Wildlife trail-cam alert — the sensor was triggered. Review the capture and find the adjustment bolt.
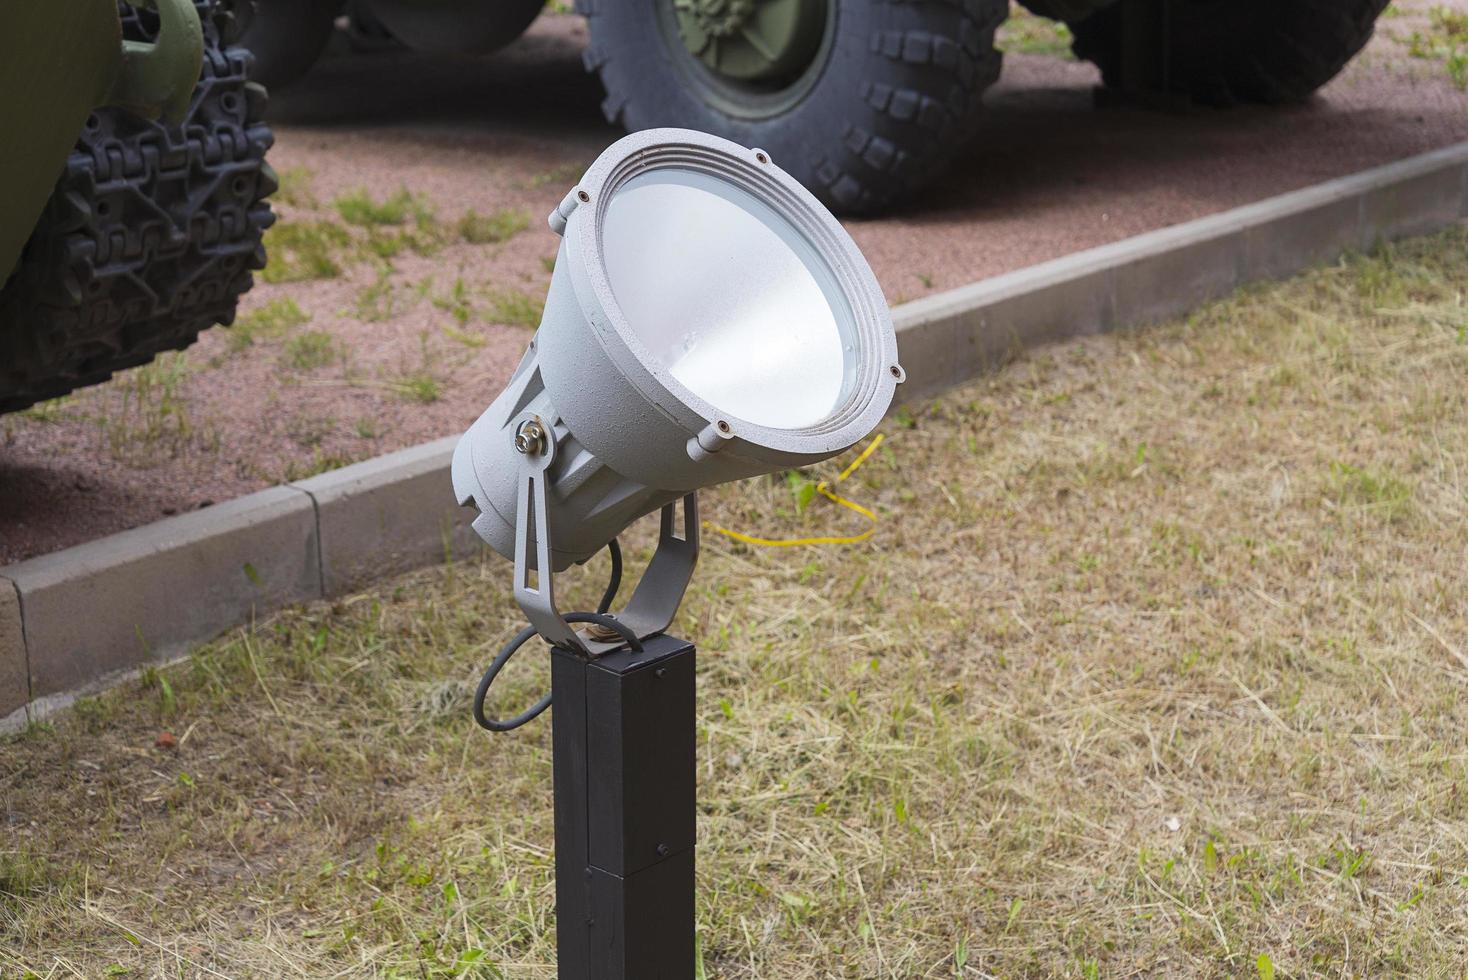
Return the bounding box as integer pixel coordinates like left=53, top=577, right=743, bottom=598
left=514, top=419, right=546, bottom=455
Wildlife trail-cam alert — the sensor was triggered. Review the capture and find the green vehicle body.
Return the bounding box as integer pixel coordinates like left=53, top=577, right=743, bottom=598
left=1, top=0, right=276, bottom=416
left=1, top=0, right=206, bottom=283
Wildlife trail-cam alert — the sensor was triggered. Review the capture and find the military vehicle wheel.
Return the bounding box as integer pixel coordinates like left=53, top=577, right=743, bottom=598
left=0, top=2, right=276, bottom=414
left=1070, top=0, right=1391, bottom=106
left=579, top=0, right=1007, bottom=214
left=234, top=0, right=341, bottom=91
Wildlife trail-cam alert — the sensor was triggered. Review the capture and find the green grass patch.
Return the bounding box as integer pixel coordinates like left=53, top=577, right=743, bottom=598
left=272, top=166, right=318, bottom=208
left=389, top=371, right=441, bottom=403
left=527, top=161, right=584, bottom=189
left=365, top=226, right=445, bottom=260
left=485, top=288, right=544, bottom=328
left=1406, top=5, right=1468, bottom=88
left=101, top=354, right=194, bottom=462
left=18, top=393, right=78, bottom=424
left=356, top=270, right=405, bottom=322
left=281, top=330, right=340, bottom=371
left=281, top=449, right=358, bottom=483
left=261, top=220, right=352, bottom=284
left=997, top=4, right=1074, bottom=59
left=442, top=324, right=488, bottom=349
left=1327, top=461, right=1415, bottom=523
left=431, top=277, right=475, bottom=324
left=229, top=297, right=311, bottom=351
left=333, top=187, right=435, bottom=228
left=457, top=208, right=530, bottom=245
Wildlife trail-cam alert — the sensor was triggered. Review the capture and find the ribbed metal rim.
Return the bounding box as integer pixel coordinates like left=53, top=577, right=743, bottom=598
left=567, top=128, right=901, bottom=457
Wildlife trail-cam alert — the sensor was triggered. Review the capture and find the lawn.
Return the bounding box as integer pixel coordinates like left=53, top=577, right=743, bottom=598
left=3, top=228, right=1468, bottom=978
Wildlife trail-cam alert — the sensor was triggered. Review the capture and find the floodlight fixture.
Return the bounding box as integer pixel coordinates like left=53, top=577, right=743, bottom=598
left=451, top=128, right=902, bottom=978
left=452, top=128, right=903, bottom=654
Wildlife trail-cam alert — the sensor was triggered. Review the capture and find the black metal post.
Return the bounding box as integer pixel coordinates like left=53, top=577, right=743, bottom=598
left=551, top=633, right=696, bottom=979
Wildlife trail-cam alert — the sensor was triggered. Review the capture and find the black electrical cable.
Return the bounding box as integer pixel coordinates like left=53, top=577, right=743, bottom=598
left=472, top=538, right=632, bottom=733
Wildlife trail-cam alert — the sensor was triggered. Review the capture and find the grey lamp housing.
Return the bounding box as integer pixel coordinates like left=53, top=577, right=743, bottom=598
left=452, top=128, right=902, bottom=653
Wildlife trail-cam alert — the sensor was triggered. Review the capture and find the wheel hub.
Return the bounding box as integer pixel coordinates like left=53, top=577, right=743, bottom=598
left=673, top=0, right=826, bottom=83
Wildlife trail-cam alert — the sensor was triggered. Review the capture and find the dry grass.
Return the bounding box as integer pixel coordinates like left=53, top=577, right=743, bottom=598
left=4, top=229, right=1468, bottom=977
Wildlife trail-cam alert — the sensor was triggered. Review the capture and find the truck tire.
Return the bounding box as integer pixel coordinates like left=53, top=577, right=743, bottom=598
left=1069, top=0, right=1390, bottom=106
left=357, top=0, right=544, bottom=55
left=0, top=2, right=276, bottom=414
left=234, top=0, right=340, bottom=91
left=578, top=0, right=1007, bottom=214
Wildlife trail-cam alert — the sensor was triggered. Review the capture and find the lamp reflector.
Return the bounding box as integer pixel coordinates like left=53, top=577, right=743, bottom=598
left=601, top=168, right=856, bottom=430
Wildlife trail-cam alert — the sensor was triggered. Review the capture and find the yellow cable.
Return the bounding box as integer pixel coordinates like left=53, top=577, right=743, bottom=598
left=705, top=434, right=885, bottom=548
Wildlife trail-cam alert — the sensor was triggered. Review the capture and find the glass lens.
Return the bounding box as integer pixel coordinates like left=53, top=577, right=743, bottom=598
left=600, top=168, right=856, bottom=430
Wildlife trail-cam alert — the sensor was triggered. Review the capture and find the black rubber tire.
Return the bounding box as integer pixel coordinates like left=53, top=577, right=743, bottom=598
left=1016, top=0, right=1106, bottom=22
left=235, top=0, right=340, bottom=91
left=578, top=0, right=1007, bottom=215
left=358, top=0, right=544, bottom=55
left=0, top=2, right=276, bottom=415
left=1069, top=0, right=1390, bottom=106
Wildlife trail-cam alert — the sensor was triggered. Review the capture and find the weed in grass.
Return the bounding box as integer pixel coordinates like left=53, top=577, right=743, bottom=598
left=355, top=417, right=379, bottom=439
left=19, top=393, right=77, bottom=423
left=333, top=187, right=434, bottom=227
left=281, top=449, right=357, bottom=482
left=273, top=166, right=318, bottom=208
left=0, top=848, right=58, bottom=906
left=356, top=269, right=406, bottom=322
left=432, top=277, right=475, bottom=324
left=1406, top=6, right=1468, bottom=88
left=442, top=324, right=487, bottom=348
left=1327, top=461, right=1414, bottom=522
left=229, top=297, right=310, bottom=350
left=540, top=255, right=556, bottom=274
left=262, top=220, right=351, bottom=283
left=282, top=330, right=339, bottom=371
left=997, top=6, right=1074, bottom=58
left=364, top=229, right=410, bottom=260
left=458, top=208, right=530, bottom=245
left=528, top=161, right=583, bottom=188
left=391, top=371, right=441, bottom=403
left=102, top=354, right=193, bottom=462
left=366, top=225, right=445, bottom=260
left=485, top=287, right=543, bottom=328
left=388, top=332, right=443, bottom=403
left=286, top=413, right=335, bottom=449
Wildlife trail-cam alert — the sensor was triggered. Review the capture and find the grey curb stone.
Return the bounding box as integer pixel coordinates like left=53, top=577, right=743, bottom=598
left=4, top=486, right=319, bottom=704
left=896, top=142, right=1468, bottom=400
left=1, top=577, right=26, bottom=724
left=3, top=141, right=1465, bottom=723
left=291, top=436, right=478, bottom=597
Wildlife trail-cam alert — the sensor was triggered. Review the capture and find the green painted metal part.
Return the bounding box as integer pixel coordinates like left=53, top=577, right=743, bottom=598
left=674, top=0, right=826, bottom=82
left=0, top=0, right=204, bottom=283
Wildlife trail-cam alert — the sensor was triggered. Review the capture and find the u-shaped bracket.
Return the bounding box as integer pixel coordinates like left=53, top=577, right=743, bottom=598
left=513, top=467, right=699, bottom=656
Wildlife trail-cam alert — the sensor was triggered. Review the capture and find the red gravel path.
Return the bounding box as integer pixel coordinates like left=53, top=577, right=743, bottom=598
left=2, top=3, right=1464, bottom=564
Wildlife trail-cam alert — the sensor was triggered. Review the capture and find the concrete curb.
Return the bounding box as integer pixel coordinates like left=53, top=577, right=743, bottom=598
left=893, top=142, right=1468, bottom=399
left=292, top=436, right=480, bottom=597
left=4, top=141, right=1466, bottom=730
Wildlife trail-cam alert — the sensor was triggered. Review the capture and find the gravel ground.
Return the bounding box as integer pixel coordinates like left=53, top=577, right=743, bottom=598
left=2, top=1, right=1465, bottom=564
